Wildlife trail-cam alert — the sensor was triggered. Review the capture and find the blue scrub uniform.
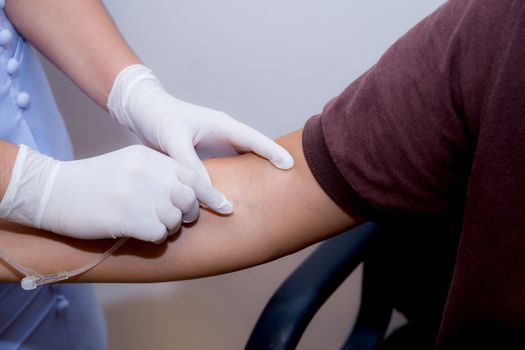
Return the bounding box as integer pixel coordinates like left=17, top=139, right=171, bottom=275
left=0, top=8, right=107, bottom=350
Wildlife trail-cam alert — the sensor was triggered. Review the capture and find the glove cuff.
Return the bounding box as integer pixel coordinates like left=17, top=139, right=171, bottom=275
left=107, top=64, right=165, bottom=133
left=0, top=145, right=61, bottom=229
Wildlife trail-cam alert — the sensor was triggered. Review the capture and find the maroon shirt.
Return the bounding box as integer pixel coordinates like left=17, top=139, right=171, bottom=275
left=303, top=0, right=525, bottom=347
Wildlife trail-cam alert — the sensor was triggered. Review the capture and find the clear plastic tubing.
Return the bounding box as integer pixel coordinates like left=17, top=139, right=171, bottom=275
left=0, top=237, right=129, bottom=290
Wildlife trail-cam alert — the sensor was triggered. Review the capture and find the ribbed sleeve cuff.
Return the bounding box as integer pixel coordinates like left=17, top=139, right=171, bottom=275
left=302, top=115, right=385, bottom=222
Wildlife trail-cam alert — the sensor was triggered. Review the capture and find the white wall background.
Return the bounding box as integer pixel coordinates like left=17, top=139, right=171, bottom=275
left=41, top=0, right=447, bottom=349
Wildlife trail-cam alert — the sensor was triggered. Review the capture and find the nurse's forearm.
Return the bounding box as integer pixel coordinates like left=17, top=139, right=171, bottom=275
left=0, top=140, right=19, bottom=200
left=4, top=0, right=139, bottom=108
left=0, top=129, right=361, bottom=283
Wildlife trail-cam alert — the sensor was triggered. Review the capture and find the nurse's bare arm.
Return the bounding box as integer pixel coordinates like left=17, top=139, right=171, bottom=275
left=0, top=129, right=361, bottom=282
left=4, top=0, right=139, bottom=107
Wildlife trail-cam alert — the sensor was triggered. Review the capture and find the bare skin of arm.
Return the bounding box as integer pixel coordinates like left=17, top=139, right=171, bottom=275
left=0, top=129, right=362, bottom=283
left=4, top=0, right=140, bottom=108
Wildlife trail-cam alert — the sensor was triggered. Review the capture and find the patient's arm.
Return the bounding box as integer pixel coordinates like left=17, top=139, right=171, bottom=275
left=0, top=129, right=361, bottom=283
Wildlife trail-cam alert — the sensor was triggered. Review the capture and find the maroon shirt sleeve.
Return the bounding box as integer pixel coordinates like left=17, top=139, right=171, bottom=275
left=302, top=0, right=503, bottom=221
left=303, top=0, right=525, bottom=346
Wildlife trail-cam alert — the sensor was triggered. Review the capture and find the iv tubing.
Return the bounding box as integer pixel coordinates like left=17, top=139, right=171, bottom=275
left=0, top=237, right=129, bottom=290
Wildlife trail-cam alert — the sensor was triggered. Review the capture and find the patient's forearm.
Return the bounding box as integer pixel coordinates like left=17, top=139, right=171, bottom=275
left=0, top=129, right=359, bottom=283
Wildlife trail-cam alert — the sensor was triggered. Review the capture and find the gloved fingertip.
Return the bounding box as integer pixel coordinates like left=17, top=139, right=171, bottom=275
left=212, top=192, right=234, bottom=215
left=151, top=229, right=168, bottom=244
left=152, top=237, right=166, bottom=244
left=182, top=214, right=197, bottom=224
left=169, top=221, right=182, bottom=235
left=271, top=152, right=294, bottom=170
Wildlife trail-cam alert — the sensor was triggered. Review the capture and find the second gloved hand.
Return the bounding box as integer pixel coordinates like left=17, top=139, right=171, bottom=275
left=107, top=64, right=294, bottom=186
left=0, top=145, right=231, bottom=243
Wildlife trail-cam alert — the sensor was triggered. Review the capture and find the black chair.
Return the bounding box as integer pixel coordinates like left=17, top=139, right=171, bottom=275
left=246, top=221, right=457, bottom=350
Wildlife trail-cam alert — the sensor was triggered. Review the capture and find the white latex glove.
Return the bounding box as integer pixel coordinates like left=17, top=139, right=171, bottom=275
left=0, top=145, right=231, bottom=243
left=107, top=64, right=294, bottom=187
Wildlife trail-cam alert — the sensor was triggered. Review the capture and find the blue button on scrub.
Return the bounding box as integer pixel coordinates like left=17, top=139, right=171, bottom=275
left=0, top=10, right=107, bottom=350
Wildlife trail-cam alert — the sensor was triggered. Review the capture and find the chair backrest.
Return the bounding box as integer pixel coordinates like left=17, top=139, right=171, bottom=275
left=245, top=223, right=391, bottom=350
left=246, top=220, right=459, bottom=349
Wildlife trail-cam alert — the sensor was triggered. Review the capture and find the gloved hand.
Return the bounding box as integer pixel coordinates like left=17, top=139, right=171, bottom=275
left=0, top=145, right=231, bottom=243
left=107, top=64, right=294, bottom=186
